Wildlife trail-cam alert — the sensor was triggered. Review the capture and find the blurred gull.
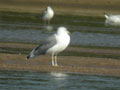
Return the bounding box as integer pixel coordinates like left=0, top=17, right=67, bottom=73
left=104, top=13, right=120, bottom=26
left=51, top=72, right=68, bottom=79
left=27, top=27, right=70, bottom=66
left=42, top=6, right=54, bottom=25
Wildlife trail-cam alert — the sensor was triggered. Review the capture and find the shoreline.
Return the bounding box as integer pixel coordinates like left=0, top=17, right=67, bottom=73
left=0, top=0, right=120, bottom=77
left=0, top=0, right=120, bottom=16
left=0, top=42, right=120, bottom=77
left=0, top=42, right=120, bottom=59
left=0, top=53, right=120, bottom=77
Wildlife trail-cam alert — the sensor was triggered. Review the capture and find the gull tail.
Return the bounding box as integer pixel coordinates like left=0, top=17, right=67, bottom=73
left=26, top=48, right=36, bottom=60
left=26, top=53, right=34, bottom=60
left=26, top=55, right=30, bottom=60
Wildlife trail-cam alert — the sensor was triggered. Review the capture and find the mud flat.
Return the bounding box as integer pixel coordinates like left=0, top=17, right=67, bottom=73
left=0, top=0, right=120, bottom=16
left=0, top=53, right=120, bottom=77
left=0, top=42, right=120, bottom=77
left=0, top=0, right=120, bottom=77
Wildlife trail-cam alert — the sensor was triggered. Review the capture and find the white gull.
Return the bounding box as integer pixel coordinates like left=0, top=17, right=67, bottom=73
left=104, top=13, right=120, bottom=26
left=41, top=6, right=54, bottom=25
left=27, top=27, right=70, bottom=66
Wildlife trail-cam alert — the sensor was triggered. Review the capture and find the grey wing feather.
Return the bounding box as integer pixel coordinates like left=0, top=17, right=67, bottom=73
left=30, top=34, right=57, bottom=57
left=41, top=9, right=47, bottom=18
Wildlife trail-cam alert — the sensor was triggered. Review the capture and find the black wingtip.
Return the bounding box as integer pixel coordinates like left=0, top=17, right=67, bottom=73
left=26, top=55, right=30, bottom=60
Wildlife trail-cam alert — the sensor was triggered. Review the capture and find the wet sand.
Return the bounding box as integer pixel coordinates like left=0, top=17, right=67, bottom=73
left=0, top=53, right=120, bottom=77
left=0, top=42, right=120, bottom=77
left=0, top=0, right=120, bottom=16
left=0, top=0, right=120, bottom=77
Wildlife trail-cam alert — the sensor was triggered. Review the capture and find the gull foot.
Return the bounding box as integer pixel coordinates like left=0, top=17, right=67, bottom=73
left=53, top=64, right=58, bottom=67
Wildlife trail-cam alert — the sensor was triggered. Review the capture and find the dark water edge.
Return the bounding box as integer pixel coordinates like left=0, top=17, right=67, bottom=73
left=0, top=11, right=120, bottom=89
left=0, top=11, right=120, bottom=58
left=0, top=29, right=120, bottom=47
left=0, top=11, right=120, bottom=56
left=0, top=70, right=120, bottom=90
left=1, top=47, right=120, bottom=59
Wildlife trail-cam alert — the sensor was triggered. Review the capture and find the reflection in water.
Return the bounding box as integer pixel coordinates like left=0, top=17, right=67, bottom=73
left=0, top=20, right=120, bottom=47
left=0, top=29, right=120, bottom=47
left=44, top=25, right=54, bottom=32
left=50, top=72, right=69, bottom=89
left=50, top=72, right=68, bottom=80
left=0, top=70, right=120, bottom=90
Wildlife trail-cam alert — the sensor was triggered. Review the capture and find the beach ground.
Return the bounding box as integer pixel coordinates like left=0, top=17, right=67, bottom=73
left=0, top=0, right=120, bottom=77
left=1, top=53, right=120, bottom=77
left=0, top=42, right=120, bottom=77
left=0, top=0, right=120, bottom=16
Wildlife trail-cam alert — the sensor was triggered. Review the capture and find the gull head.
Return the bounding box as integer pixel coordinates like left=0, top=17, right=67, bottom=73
left=104, top=13, right=111, bottom=19
left=57, top=27, right=70, bottom=35
left=47, top=6, right=52, bottom=10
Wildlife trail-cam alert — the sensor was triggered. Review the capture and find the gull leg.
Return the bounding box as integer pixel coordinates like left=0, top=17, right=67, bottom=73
left=48, top=19, right=50, bottom=25
left=52, top=53, right=55, bottom=66
left=44, top=21, right=46, bottom=26
left=54, top=54, right=58, bottom=66
left=43, top=19, right=47, bottom=26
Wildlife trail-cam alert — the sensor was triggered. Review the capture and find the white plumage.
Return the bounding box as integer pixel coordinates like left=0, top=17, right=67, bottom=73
left=27, top=27, right=70, bottom=66
left=42, top=6, right=54, bottom=25
left=46, top=27, right=70, bottom=54
left=104, top=14, right=120, bottom=26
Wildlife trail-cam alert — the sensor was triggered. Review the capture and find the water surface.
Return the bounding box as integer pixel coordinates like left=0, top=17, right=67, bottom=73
left=0, top=12, right=120, bottom=47
left=0, top=70, right=120, bottom=90
left=1, top=29, right=120, bottom=47
left=0, top=13, right=120, bottom=90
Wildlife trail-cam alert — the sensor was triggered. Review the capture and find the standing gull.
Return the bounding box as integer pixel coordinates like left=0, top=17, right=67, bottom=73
left=41, top=6, right=54, bottom=25
left=27, top=27, right=70, bottom=66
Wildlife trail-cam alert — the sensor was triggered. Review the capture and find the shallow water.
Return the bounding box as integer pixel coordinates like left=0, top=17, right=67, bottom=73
left=1, top=29, right=120, bottom=47
left=0, top=70, right=120, bottom=90
left=0, top=12, right=120, bottom=47
left=0, top=21, right=120, bottom=47
left=0, top=13, right=120, bottom=89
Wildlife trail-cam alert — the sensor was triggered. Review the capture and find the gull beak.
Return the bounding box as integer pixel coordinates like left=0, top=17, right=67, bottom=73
left=67, top=31, right=70, bottom=35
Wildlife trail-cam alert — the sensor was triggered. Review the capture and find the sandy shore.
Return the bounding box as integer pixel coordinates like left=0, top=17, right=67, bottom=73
left=0, top=53, right=120, bottom=77
left=0, top=0, right=120, bottom=16
left=0, top=42, right=120, bottom=77
left=0, top=0, right=120, bottom=77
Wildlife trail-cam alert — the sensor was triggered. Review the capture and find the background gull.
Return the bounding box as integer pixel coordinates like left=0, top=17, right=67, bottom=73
left=27, top=27, right=70, bottom=66
left=41, top=6, right=54, bottom=25
left=104, top=13, right=120, bottom=26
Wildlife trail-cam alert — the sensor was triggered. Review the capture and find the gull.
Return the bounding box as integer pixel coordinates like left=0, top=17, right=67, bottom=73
left=41, top=6, right=54, bottom=25
left=104, top=13, right=120, bottom=26
left=27, top=27, right=70, bottom=66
